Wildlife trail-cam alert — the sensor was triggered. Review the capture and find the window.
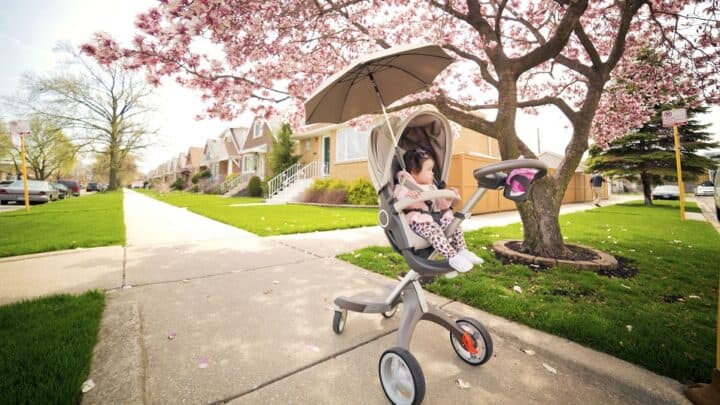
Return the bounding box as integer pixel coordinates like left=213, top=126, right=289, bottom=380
left=305, top=140, right=311, bottom=151
left=253, top=121, right=264, bottom=138
left=335, top=127, right=369, bottom=162
left=243, top=154, right=257, bottom=173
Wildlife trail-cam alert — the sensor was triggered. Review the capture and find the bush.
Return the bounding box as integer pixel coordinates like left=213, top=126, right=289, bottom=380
left=224, top=172, right=237, bottom=183
left=192, top=170, right=211, bottom=184
left=318, top=188, right=348, bottom=204
left=248, top=176, right=263, bottom=197
left=303, top=178, right=349, bottom=204
left=170, top=178, right=185, bottom=191
left=309, top=178, right=348, bottom=192
left=347, top=178, right=377, bottom=205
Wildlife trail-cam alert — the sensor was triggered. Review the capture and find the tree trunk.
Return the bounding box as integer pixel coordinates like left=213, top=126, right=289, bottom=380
left=640, top=172, right=653, bottom=206
left=517, top=178, right=567, bottom=257
left=108, top=147, right=119, bottom=191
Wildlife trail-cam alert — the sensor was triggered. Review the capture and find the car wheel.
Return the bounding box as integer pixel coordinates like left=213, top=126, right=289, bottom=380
left=0, top=200, right=6, bottom=205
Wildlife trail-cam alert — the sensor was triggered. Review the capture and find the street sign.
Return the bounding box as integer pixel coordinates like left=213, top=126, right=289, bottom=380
left=8, top=120, right=31, bottom=147
left=662, top=109, right=687, bottom=128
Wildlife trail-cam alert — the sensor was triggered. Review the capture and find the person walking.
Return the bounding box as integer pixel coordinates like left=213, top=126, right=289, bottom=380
left=590, top=171, right=605, bottom=207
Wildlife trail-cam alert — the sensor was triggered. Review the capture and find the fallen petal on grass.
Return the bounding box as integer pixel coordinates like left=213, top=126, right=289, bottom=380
left=81, top=379, right=95, bottom=393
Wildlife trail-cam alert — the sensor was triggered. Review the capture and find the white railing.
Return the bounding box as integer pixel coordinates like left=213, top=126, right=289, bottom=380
left=220, top=172, right=254, bottom=194
left=267, top=162, right=301, bottom=199
left=267, top=161, right=321, bottom=199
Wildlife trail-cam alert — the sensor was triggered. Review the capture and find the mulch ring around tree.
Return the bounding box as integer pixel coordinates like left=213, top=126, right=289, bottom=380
left=493, top=240, right=637, bottom=278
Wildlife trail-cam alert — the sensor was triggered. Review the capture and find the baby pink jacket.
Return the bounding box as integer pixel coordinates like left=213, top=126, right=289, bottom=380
left=393, top=171, right=454, bottom=225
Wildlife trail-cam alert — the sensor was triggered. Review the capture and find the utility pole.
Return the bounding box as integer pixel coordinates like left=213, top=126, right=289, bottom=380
left=536, top=128, right=541, bottom=155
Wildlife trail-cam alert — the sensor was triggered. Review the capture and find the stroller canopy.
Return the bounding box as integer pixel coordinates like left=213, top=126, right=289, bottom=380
left=368, top=109, right=453, bottom=191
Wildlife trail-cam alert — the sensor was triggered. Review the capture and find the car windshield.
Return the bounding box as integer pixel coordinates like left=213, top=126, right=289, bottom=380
left=700, top=181, right=713, bottom=187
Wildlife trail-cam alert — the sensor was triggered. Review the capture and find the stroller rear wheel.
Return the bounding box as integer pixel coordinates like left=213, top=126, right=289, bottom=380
left=332, top=309, right=347, bottom=334
left=378, top=347, right=425, bottom=405
left=450, top=317, right=493, bottom=365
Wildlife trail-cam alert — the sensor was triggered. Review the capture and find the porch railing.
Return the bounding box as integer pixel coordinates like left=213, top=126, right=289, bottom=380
left=267, top=161, right=321, bottom=199
left=219, top=172, right=255, bottom=194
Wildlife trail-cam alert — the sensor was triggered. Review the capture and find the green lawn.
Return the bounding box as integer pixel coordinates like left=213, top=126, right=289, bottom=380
left=138, top=190, right=378, bottom=236
left=0, top=291, right=105, bottom=404
left=0, top=192, right=125, bottom=258
left=136, top=189, right=264, bottom=207
left=339, top=200, right=719, bottom=384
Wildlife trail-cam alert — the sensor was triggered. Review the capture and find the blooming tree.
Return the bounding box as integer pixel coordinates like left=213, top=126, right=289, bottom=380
left=84, top=0, right=719, bottom=257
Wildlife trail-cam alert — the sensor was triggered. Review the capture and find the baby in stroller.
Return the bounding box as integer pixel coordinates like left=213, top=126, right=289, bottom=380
left=394, top=148, right=483, bottom=272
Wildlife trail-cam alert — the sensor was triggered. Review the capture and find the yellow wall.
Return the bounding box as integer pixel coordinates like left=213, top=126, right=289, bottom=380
left=454, top=127, right=501, bottom=158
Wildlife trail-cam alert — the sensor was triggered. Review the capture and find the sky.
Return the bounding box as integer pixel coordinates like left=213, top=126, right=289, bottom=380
left=1, top=1, right=718, bottom=173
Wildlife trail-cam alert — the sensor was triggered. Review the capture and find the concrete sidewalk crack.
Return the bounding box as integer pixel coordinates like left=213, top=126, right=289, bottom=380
left=137, top=303, right=151, bottom=405
left=272, top=240, right=324, bottom=258
left=213, top=328, right=398, bottom=404
left=122, top=247, right=127, bottom=287
left=116, top=257, right=326, bottom=291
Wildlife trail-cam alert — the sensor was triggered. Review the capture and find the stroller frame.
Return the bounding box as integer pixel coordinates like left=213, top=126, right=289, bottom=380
left=332, top=152, right=547, bottom=404
left=333, top=185, right=491, bottom=348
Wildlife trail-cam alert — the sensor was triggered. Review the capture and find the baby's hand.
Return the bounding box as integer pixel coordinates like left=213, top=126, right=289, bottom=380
left=449, top=187, right=459, bottom=196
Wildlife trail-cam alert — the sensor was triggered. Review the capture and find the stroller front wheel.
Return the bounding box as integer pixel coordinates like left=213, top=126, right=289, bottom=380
left=378, top=347, right=425, bottom=405
left=450, top=317, right=493, bottom=365
left=332, top=309, right=347, bottom=334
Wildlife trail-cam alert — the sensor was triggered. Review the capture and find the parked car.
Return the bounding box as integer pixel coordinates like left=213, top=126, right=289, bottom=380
left=0, top=180, right=59, bottom=204
left=87, top=182, right=99, bottom=192
left=57, top=179, right=80, bottom=196
left=52, top=183, right=69, bottom=200
left=695, top=180, right=715, bottom=197
left=714, top=171, right=720, bottom=220
left=651, top=185, right=680, bottom=200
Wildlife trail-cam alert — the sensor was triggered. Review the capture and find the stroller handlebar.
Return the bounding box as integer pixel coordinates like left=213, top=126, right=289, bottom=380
left=472, top=158, right=548, bottom=182
left=393, top=190, right=461, bottom=212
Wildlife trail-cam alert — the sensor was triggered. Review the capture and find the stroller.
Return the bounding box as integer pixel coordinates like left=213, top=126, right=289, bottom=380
left=331, top=109, right=548, bottom=404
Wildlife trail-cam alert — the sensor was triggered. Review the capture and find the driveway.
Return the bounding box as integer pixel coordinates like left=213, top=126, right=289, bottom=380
left=80, top=190, right=686, bottom=404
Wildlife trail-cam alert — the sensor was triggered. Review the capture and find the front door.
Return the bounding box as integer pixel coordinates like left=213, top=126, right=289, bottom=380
left=322, top=136, right=331, bottom=176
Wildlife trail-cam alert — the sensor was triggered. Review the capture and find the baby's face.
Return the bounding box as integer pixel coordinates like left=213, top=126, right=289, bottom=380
left=412, top=159, right=435, bottom=185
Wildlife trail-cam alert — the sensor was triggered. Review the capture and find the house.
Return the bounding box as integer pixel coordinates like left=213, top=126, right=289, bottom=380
left=236, top=117, right=282, bottom=181
left=199, top=138, right=230, bottom=184
left=173, top=152, right=187, bottom=184
left=180, top=146, right=204, bottom=184
left=289, top=112, right=604, bottom=213
left=0, top=158, right=15, bottom=181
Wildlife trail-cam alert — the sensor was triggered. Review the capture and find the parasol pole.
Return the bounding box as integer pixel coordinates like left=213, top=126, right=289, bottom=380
left=367, top=71, right=407, bottom=172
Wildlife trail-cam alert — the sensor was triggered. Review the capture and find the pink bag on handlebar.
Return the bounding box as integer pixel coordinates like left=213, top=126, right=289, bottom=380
left=504, top=168, right=538, bottom=201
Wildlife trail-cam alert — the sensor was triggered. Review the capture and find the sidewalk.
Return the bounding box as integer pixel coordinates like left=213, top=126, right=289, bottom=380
left=80, top=190, right=687, bottom=404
